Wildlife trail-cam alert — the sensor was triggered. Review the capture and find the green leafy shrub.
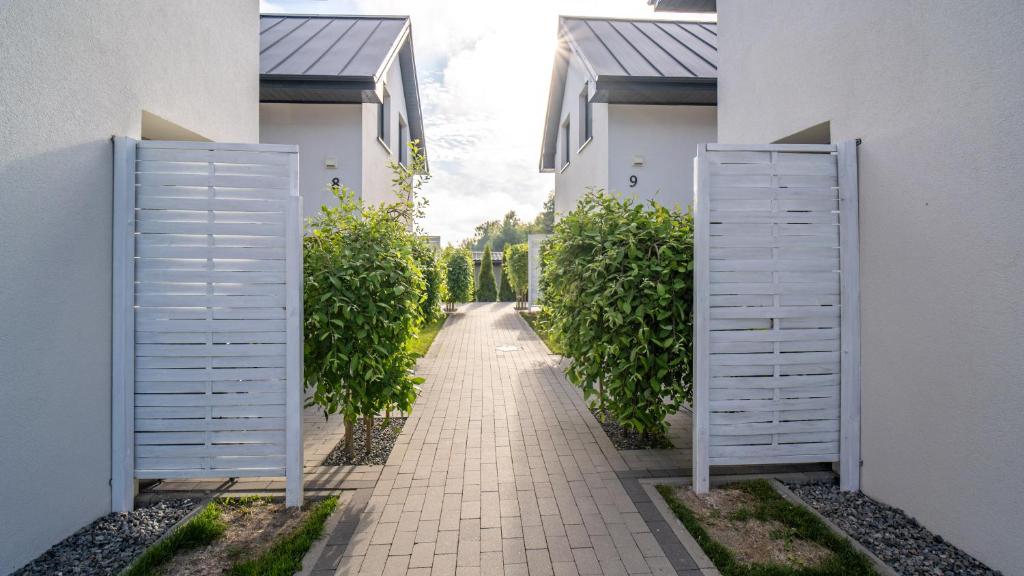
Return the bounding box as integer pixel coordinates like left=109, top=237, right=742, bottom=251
left=541, top=190, right=694, bottom=436
left=475, top=245, right=498, bottom=302
left=304, top=140, right=431, bottom=458
left=498, top=266, right=515, bottom=302
left=504, top=243, right=529, bottom=309
left=443, top=247, right=474, bottom=310
left=413, top=239, right=443, bottom=323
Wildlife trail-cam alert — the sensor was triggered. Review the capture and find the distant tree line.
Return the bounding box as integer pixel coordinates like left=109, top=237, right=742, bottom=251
left=459, top=193, right=554, bottom=252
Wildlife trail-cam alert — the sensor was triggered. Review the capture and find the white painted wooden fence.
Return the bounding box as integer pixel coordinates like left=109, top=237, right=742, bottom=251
left=112, top=138, right=303, bottom=510
left=692, top=142, right=860, bottom=493
left=527, top=234, right=550, bottom=307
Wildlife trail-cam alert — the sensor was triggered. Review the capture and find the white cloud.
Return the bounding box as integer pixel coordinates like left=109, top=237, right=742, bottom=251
left=260, top=0, right=712, bottom=245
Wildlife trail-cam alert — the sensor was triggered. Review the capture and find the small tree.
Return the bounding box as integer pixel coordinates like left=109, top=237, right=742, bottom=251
left=475, top=245, right=498, bottom=302
left=541, top=190, right=694, bottom=437
left=304, top=188, right=425, bottom=459
left=444, top=247, right=474, bottom=311
left=304, top=139, right=431, bottom=459
left=413, top=239, right=443, bottom=323
left=504, top=243, right=529, bottom=309
left=498, top=265, right=515, bottom=302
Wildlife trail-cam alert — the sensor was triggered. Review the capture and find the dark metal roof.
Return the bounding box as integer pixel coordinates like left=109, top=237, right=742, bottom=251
left=260, top=15, right=408, bottom=82
left=540, top=16, right=718, bottom=172
left=259, top=14, right=427, bottom=167
left=649, top=0, right=717, bottom=13
left=561, top=17, right=718, bottom=81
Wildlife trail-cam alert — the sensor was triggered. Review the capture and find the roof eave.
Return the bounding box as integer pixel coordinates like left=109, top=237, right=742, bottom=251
left=259, top=77, right=380, bottom=103
left=591, top=76, right=717, bottom=105
left=649, top=0, right=718, bottom=13
left=539, top=27, right=577, bottom=173
left=396, top=30, right=428, bottom=174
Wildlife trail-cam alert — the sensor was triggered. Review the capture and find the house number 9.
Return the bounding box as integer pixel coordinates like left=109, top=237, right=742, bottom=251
left=629, top=175, right=638, bottom=187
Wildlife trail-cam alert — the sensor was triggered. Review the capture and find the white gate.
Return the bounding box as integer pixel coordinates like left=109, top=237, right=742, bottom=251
left=692, top=142, right=860, bottom=492
left=112, top=138, right=303, bottom=510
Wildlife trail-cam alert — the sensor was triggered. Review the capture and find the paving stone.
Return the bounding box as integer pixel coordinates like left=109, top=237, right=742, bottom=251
left=526, top=548, right=555, bottom=576
left=432, top=553, right=457, bottom=576
left=415, top=519, right=439, bottom=543
left=436, top=530, right=460, bottom=555
left=553, top=561, right=581, bottom=576
left=409, top=542, right=434, bottom=568
left=381, top=555, right=409, bottom=576
left=389, top=530, right=415, bottom=556
left=480, top=527, right=502, bottom=552
left=571, top=548, right=602, bottom=575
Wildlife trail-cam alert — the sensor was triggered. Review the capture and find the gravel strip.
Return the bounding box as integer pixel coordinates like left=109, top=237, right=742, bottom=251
left=322, top=417, right=406, bottom=466
left=12, top=498, right=196, bottom=576
left=788, top=482, right=1001, bottom=576
left=590, top=408, right=672, bottom=450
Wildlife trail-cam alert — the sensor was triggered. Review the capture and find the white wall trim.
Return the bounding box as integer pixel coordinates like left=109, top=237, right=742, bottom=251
left=111, top=136, right=137, bottom=512
left=285, top=154, right=304, bottom=507
left=838, top=139, right=862, bottom=491
left=692, top=147, right=711, bottom=493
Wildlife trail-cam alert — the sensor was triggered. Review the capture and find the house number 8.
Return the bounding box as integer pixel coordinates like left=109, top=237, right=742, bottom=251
left=629, top=175, right=638, bottom=187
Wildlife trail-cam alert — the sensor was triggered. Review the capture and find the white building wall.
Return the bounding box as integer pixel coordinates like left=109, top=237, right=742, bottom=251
left=715, top=1, right=1024, bottom=571
left=552, top=53, right=716, bottom=217
left=0, top=1, right=259, bottom=572
left=608, top=105, right=716, bottom=212
left=553, top=54, right=610, bottom=217
left=260, top=103, right=362, bottom=222
left=362, top=58, right=410, bottom=207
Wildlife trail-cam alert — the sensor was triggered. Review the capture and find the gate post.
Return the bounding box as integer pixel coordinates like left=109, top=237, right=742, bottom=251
left=285, top=156, right=304, bottom=507
left=692, top=146, right=711, bottom=493
left=838, top=140, right=861, bottom=492
left=111, top=136, right=137, bottom=512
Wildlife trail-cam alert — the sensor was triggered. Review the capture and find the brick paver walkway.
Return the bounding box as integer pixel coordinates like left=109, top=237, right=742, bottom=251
left=332, top=302, right=694, bottom=576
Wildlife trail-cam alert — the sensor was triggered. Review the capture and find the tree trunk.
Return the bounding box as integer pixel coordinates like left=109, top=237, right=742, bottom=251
left=364, top=415, right=374, bottom=453
left=344, top=417, right=355, bottom=460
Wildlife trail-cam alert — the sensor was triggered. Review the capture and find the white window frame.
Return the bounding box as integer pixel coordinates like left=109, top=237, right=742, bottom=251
left=560, top=117, right=571, bottom=172
left=578, top=82, right=592, bottom=151
left=398, top=114, right=409, bottom=166
left=378, top=86, right=391, bottom=151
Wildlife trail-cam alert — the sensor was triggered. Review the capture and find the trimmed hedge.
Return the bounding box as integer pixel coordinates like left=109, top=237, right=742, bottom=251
left=475, top=245, right=498, bottom=302
left=541, top=191, right=694, bottom=436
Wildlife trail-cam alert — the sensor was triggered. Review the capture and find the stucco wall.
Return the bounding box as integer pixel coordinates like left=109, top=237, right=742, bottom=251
left=260, top=103, right=362, bottom=222
left=362, top=57, right=410, bottom=207
left=608, top=105, right=716, bottom=211
left=553, top=53, right=610, bottom=217
left=715, top=1, right=1024, bottom=571
left=0, top=1, right=259, bottom=571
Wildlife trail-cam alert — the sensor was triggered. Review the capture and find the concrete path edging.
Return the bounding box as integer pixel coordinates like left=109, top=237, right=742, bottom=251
left=770, top=480, right=899, bottom=576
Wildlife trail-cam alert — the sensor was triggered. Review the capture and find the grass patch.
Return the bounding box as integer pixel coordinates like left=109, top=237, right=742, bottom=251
left=409, top=314, right=447, bottom=358
left=519, top=311, right=563, bottom=355
left=122, top=500, right=227, bottom=576
left=123, top=496, right=338, bottom=576
left=657, top=481, right=877, bottom=576
left=229, top=496, right=338, bottom=576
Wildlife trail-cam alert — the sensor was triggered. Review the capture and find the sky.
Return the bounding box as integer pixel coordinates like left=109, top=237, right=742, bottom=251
left=259, top=0, right=712, bottom=245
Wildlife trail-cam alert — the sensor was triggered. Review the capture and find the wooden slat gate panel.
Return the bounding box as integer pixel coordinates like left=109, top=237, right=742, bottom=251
left=113, top=138, right=303, bottom=510
left=693, top=142, right=860, bottom=492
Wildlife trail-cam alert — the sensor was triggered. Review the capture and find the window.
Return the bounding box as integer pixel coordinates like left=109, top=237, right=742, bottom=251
left=560, top=118, right=571, bottom=170
left=578, top=83, right=592, bottom=148
left=377, top=86, right=391, bottom=148
left=398, top=115, right=409, bottom=165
